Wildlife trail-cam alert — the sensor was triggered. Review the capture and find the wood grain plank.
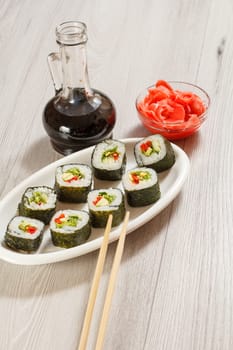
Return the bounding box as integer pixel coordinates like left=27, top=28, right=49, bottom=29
left=0, top=0, right=233, bottom=349
left=144, top=0, right=233, bottom=349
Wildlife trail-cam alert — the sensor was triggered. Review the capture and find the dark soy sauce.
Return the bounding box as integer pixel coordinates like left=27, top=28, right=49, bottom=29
left=43, top=88, right=116, bottom=155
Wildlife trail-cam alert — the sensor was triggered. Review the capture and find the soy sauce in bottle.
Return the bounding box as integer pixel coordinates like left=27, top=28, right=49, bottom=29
left=43, top=21, right=116, bottom=155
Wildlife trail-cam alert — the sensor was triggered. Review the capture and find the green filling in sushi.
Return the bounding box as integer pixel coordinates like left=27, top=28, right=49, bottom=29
left=4, top=216, right=44, bottom=252
left=55, top=163, right=92, bottom=203
left=88, top=188, right=125, bottom=227
left=122, top=167, right=161, bottom=207
left=18, top=186, right=57, bottom=224
left=50, top=210, right=91, bottom=248
left=134, top=134, right=175, bottom=172
left=91, top=139, right=126, bottom=180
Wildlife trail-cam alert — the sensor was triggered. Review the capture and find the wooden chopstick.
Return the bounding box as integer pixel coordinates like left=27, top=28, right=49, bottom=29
left=78, top=211, right=130, bottom=350
left=95, top=211, right=130, bottom=350
left=78, top=214, right=113, bottom=350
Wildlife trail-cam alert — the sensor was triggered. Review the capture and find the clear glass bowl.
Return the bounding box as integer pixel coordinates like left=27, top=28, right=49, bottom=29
left=136, top=81, right=210, bottom=140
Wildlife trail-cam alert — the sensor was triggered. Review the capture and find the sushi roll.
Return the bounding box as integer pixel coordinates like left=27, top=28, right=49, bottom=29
left=88, top=188, right=125, bottom=227
left=4, top=216, right=44, bottom=252
left=134, top=134, right=175, bottom=173
left=122, top=167, right=161, bottom=207
left=50, top=209, right=91, bottom=248
left=18, top=186, right=57, bottom=224
left=55, top=163, right=92, bottom=203
left=91, top=139, right=126, bottom=180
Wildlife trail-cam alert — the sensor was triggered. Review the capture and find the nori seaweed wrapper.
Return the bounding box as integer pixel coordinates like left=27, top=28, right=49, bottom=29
left=91, top=139, right=126, bottom=181
left=4, top=216, right=44, bottom=253
left=55, top=164, right=92, bottom=203
left=5, top=231, right=43, bottom=252
left=55, top=183, right=91, bottom=203
left=51, top=224, right=91, bottom=248
left=50, top=215, right=91, bottom=249
left=125, top=182, right=161, bottom=207
left=134, top=136, right=175, bottom=173
left=92, top=153, right=126, bottom=181
left=18, top=186, right=57, bottom=224
left=89, top=189, right=125, bottom=228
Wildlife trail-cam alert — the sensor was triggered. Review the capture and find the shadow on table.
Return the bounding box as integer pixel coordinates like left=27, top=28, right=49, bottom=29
left=20, top=136, right=61, bottom=174
left=124, top=125, right=149, bottom=139
left=121, top=193, right=183, bottom=263
left=174, top=132, right=202, bottom=158
left=0, top=250, right=100, bottom=298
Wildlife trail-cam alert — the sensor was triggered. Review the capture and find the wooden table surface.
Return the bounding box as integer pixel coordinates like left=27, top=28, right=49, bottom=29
left=1, top=0, right=233, bottom=349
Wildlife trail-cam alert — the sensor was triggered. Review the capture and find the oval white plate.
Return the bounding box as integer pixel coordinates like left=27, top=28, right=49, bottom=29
left=0, top=138, right=189, bottom=265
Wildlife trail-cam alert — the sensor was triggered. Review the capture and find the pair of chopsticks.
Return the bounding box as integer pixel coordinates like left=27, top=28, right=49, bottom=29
left=78, top=211, right=130, bottom=350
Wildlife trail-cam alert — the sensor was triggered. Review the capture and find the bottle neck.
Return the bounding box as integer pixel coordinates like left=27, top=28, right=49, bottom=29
left=59, top=43, right=92, bottom=99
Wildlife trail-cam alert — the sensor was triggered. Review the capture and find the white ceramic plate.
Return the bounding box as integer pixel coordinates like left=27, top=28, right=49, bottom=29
left=0, top=138, right=189, bottom=265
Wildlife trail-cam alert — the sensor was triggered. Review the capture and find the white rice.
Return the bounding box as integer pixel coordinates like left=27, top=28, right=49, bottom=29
left=23, top=186, right=57, bottom=210
left=56, top=164, right=92, bottom=188
left=8, top=216, right=44, bottom=239
left=122, top=167, right=158, bottom=191
left=88, top=188, right=123, bottom=212
left=50, top=210, right=89, bottom=233
left=92, top=140, right=125, bottom=170
left=135, top=135, right=167, bottom=165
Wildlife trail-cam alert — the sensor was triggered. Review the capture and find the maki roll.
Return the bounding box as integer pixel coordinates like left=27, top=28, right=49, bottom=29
left=91, top=139, right=126, bottom=180
left=88, top=188, right=125, bottom=227
left=18, top=186, right=57, bottom=224
left=122, top=167, right=161, bottom=207
left=4, top=216, right=44, bottom=252
left=134, top=134, right=175, bottom=172
left=55, top=163, right=92, bottom=203
left=50, top=209, right=91, bottom=248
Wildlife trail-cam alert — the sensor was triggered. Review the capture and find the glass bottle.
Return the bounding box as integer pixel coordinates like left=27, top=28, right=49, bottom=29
left=43, top=21, right=116, bottom=155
